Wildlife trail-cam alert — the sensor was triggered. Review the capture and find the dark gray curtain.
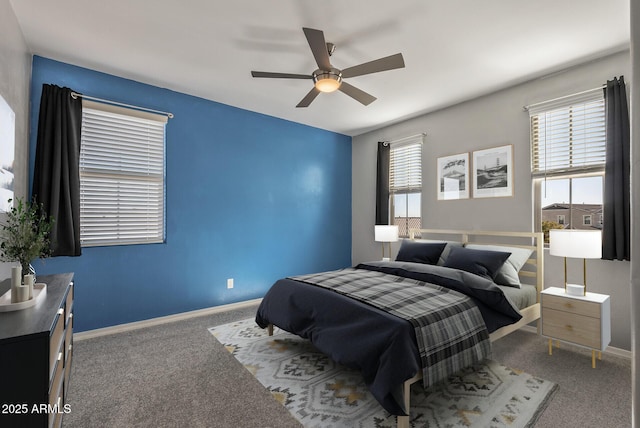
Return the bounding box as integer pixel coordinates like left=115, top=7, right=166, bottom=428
left=602, top=76, right=630, bottom=261
left=32, top=84, right=82, bottom=256
left=375, top=141, right=390, bottom=225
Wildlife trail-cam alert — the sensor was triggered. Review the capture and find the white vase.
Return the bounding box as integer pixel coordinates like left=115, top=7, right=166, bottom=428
left=10, top=265, right=21, bottom=304
left=23, top=274, right=34, bottom=300
left=16, top=285, right=29, bottom=303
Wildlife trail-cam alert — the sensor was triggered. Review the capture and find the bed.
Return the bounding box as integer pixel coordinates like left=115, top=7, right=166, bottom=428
left=255, top=229, right=543, bottom=428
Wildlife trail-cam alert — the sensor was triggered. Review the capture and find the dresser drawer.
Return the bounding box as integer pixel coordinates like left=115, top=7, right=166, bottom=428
left=48, top=350, right=64, bottom=427
left=64, top=344, right=73, bottom=399
left=65, top=283, right=74, bottom=324
left=49, top=310, right=64, bottom=379
left=542, top=293, right=600, bottom=318
left=64, top=313, right=73, bottom=362
left=542, top=307, right=601, bottom=348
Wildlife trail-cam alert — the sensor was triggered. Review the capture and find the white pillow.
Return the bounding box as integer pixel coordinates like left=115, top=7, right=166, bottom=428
left=465, top=244, right=533, bottom=288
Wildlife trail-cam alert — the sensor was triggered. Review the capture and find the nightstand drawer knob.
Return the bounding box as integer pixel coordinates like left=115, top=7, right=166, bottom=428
left=564, top=302, right=574, bottom=308
left=565, top=325, right=574, bottom=331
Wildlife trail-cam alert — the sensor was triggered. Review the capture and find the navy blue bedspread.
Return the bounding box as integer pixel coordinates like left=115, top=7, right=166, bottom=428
left=254, top=261, right=522, bottom=416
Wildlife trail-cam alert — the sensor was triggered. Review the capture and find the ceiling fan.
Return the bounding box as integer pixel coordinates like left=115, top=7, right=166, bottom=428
left=251, top=27, right=405, bottom=108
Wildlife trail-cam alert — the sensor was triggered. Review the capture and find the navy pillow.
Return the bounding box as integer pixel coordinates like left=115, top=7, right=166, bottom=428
left=395, top=241, right=447, bottom=265
left=443, top=246, right=511, bottom=281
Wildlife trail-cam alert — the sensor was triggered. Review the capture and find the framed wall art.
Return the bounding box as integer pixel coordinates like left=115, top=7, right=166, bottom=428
left=437, top=152, right=469, bottom=200
left=0, top=94, right=15, bottom=212
left=472, top=144, right=513, bottom=198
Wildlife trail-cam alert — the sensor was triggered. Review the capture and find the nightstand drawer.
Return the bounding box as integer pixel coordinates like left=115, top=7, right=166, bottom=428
left=542, top=307, right=601, bottom=348
left=542, top=293, right=600, bottom=317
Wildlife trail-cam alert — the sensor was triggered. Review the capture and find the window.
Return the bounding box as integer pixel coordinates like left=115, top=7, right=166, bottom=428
left=79, top=100, right=167, bottom=246
left=530, top=91, right=605, bottom=241
left=389, top=138, right=422, bottom=238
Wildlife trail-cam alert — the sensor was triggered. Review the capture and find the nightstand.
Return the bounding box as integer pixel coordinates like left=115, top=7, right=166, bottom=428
left=540, top=286, right=611, bottom=368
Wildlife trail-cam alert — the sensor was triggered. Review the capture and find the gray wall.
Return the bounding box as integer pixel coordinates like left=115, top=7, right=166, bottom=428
left=352, top=50, right=632, bottom=351
left=0, top=0, right=31, bottom=280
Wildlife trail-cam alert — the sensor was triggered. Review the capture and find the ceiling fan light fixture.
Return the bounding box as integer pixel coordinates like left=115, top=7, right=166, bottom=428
left=313, top=70, right=342, bottom=93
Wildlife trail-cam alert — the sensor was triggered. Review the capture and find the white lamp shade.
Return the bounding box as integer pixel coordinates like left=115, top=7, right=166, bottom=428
left=549, top=229, right=602, bottom=259
left=374, top=225, right=399, bottom=242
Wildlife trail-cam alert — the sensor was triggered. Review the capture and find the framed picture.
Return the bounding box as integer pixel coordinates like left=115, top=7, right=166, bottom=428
left=472, top=144, right=513, bottom=198
left=0, top=94, right=15, bottom=212
left=437, top=152, right=469, bottom=200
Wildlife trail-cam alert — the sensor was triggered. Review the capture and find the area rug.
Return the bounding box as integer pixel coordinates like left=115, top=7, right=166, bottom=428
left=209, top=318, right=557, bottom=428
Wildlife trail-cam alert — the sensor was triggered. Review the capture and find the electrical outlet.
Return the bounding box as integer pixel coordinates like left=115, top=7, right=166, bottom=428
left=227, top=278, right=234, bottom=289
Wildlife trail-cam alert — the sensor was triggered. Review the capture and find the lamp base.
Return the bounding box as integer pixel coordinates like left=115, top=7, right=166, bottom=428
left=565, top=284, right=585, bottom=297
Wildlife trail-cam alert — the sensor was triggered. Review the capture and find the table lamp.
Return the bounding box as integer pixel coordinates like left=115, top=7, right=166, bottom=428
left=374, top=225, right=399, bottom=261
left=549, top=229, right=602, bottom=296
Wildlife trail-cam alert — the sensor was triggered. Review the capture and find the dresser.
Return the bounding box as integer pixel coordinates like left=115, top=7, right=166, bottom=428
left=540, top=286, right=610, bottom=368
left=0, top=272, right=74, bottom=427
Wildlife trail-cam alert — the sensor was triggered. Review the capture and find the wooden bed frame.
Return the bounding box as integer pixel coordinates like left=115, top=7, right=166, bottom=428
left=267, top=228, right=544, bottom=428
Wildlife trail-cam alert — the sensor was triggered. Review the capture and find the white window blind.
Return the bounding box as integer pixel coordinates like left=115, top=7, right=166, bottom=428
left=530, top=92, right=605, bottom=178
left=390, top=140, right=422, bottom=193
left=80, top=100, right=166, bottom=246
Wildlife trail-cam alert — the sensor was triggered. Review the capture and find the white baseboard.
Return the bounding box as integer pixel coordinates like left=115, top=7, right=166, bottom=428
left=74, top=298, right=263, bottom=341
left=519, top=325, right=631, bottom=359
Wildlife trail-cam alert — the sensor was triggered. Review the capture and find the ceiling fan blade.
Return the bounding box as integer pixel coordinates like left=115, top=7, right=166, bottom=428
left=303, top=27, right=332, bottom=70
left=338, top=81, right=377, bottom=105
left=296, top=87, right=321, bottom=108
left=251, top=71, right=312, bottom=79
left=341, top=53, right=405, bottom=78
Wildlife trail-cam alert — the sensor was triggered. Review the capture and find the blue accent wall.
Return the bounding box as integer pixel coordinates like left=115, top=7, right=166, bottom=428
left=29, top=56, right=352, bottom=332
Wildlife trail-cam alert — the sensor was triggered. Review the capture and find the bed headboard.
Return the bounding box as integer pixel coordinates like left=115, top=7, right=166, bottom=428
left=408, top=228, right=544, bottom=295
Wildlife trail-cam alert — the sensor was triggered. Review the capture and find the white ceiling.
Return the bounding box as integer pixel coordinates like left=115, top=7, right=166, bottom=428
left=9, top=0, right=630, bottom=136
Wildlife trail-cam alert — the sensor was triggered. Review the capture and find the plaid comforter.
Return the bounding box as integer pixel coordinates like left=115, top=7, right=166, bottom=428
left=291, top=267, right=491, bottom=388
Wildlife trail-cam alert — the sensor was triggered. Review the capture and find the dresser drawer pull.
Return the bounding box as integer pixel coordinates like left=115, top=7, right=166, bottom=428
left=565, top=325, right=574, bottom=331
left=57, top=352, right=63, bottom=362
left=57, top=308, right=64, bottom=315
left=564, top=302, right=574, bottom=309
left=69, top=313, right=73, bottom=319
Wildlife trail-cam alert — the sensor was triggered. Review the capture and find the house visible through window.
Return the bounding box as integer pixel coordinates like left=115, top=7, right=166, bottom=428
left=529, top=91, right=605, bottom=242
left=389, top=137, right=422, bottom=238
left=79, top=100, right=167, bottom=246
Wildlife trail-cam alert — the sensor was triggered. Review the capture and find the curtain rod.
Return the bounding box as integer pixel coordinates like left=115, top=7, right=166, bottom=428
left=382, top=132, right=426, bottom=146
left=70, top=92, right=174, bottom=119
left=522, top=85, right=606, bottom=112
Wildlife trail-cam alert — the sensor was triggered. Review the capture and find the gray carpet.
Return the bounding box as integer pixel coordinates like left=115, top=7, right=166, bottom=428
left=64, top=305, right=301, bottom=428
left=63, top=304, right=630, bottom=427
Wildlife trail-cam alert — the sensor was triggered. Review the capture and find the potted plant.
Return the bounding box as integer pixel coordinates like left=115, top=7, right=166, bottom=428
left=0, top=197, right=54, bottom=285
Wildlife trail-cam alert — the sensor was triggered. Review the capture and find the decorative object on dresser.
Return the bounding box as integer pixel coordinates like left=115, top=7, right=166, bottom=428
left=541, top=286, right=610, bottom=368
left=549, top=229, right=602, bottom=296
left=374, top=225, right=399, bottom=261
left=0, top=197, right=54, bottom=302
left=0, top=273, right=74, bottom=427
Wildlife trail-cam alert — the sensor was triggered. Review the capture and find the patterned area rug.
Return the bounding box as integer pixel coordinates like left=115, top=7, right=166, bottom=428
left=209, top=318, right=557, bottom=428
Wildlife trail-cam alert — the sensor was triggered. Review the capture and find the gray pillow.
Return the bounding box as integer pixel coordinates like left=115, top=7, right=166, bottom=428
left=465, top=244, right=533, bottom=288
left=417, top=239, right=464, bottom=265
